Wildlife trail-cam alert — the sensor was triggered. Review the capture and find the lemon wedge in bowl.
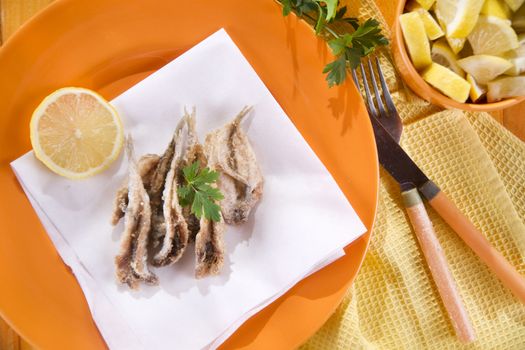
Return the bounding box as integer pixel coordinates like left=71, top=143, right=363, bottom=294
left=503, top=34, right=525, bottom=75
left=434, top=8, right=468, bottom=53
left=466, top=73, right=487, bottom=101
left=30, top=87, right=124, bottom=179
left=436, top=0, right=484, bottom=38
left=431, top=39, right=464, bottom=75
left=422, top=62, right=471, bottom=102
left=415, top=0, right=437, bottom=10
left=504, top=0, right=525, bottom=11
left=488, top=76, right=525, bottom=102
left=457, top=55, right=512, bottom=83
left=414, top=8, right=445, bottom=40
left=400, top=12, right=432, bottom=70
left=468, top=15, right=519, bottom=55
left=481, top=0, right=511, bottom=19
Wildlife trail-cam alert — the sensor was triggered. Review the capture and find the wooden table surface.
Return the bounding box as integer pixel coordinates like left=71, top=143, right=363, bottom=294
left=0, top=0, right=523, bottom=349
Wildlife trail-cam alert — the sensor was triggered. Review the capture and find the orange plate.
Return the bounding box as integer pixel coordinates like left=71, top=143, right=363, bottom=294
left=0, top=0, right=378, bottom=349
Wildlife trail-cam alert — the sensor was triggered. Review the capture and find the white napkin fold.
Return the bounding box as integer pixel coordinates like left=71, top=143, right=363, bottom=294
left=11, top=29, right=366, bottom=350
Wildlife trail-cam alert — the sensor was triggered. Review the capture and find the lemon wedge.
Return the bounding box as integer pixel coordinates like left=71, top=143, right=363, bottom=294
left=468, top=15, right=519, bottom=55
left=30, top=87, right=124, bottom=179
left=406, top=0, right=423, bottom=11
left=504, top=57, right=525, bottom=75
left=447, top=37, right=467, bottom=54
left=481, top=0, right=511, bottom=19
left=487, top=76, right=525, bottom=101
left=435, top=8, right=468, bottom=53
left=415, top=0, right=437, bottom=10
left=517, top=34, right=525, bottom=55
left=432, top=39, right=464, bottom=75
left=466, top=73, right=487, bottom=102
left=457, top=55, right=512, bottom=83
left=414, top=8, right=445, bottom=40
left=400, top=12, right=432, bottom=70
left=504, top=0, right=525, bottom=11
left=503, top=34, right=525, bottom=75
left=422, top=62, right=471, bottom=102
left=436, top=0, right=484, bottom=38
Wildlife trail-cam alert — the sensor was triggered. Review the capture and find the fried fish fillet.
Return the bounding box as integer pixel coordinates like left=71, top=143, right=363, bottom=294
left=205, top=106, right=264, bottom=224
left=111, top=154, right=160, bottom=226
left=195, top=213, right=226, bottom=278
left=114, top=138, right=158, bottom=289
left=152, top=120, right=189, bottom=266
left=181, top=109, right=207, bottom=243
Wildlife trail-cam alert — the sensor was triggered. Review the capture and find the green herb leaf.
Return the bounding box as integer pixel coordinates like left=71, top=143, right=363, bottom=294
left=323, top=54, right=347, bottom=87
left=178, top=161, right=224, bottom=222
left=314, top=2, right=326, bottom=34
left=295, top=0, right=317, bottom=15
left=282, top=0, right=292, bottom=16
left=278, top=0, right=388, bottom=87
left=203, top=200, right=222, bottom=223
left=344, top=47, right=362, bottom=69
left=321, top=0, right=338, bottom=21
left=328, top=34, right=352, bottom=56
left=351, top=18, right=389, bottom=55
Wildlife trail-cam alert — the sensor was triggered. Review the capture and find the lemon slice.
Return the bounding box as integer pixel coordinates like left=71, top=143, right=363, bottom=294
left=435, top=8, right=468, bottom=53
left=481, top=0, right=511, bottom=19
left=422, top=62, right=471, bottom=102
left=457, top=55, right=512, bottom=83
left=30, top=87, right=124, bottom=179
left=504, top=0, right=525, bottom=11
left=487, top=76, right=525, bottom=101
left=432, top=39, right=464, bottom=75
left=436, top=0, right=484, bottom=38
left=466, top=73, right=487, bottom=101
left=414, top=8, right=445, bottom=40
left=468, top=15, right=519, bottom=55
left=400, top=12, right=432, bottom=70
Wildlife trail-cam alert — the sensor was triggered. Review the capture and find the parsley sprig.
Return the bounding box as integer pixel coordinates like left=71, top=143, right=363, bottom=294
left=178, top=161, right=224, bottom=222
left=280, top=1, right=388, bottom=87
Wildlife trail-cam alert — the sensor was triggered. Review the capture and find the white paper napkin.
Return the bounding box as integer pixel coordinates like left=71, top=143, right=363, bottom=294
left=11, top=29, right=366, bottom=350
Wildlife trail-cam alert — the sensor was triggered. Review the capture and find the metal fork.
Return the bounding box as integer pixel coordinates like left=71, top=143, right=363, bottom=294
left=353, top=57, right=476, bottom=343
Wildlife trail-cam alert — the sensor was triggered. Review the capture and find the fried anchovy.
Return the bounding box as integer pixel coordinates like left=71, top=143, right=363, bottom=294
left=195, top=213, right=226, bottom=278
left=111, top=154, right=160, bottom=226
left=114, top=138, right=158, bottom=289
left=204, top=106, right=263, bottom=224
left=152, top=120, right=189, bottom=266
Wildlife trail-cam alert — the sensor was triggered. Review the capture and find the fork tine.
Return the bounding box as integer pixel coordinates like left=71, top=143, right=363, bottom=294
left=375, top=56, right=399, bottom=120
left=351, top=68, right=359, bottom=87
left=367, top=58, right=388, bottom=119
left=359, top=63, right=379, bottom=119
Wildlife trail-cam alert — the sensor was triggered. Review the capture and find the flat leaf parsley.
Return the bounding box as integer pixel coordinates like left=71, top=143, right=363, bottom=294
left=280, top=1, right=388, bottom=87
left=178, top=161, right=224, bottom=222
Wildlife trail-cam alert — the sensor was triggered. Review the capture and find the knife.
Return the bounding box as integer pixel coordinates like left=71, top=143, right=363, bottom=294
left=370, top=115, right=525, bottom=305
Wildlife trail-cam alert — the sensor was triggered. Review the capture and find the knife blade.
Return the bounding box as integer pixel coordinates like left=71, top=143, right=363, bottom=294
left=369, top=115, right=429, bottom=191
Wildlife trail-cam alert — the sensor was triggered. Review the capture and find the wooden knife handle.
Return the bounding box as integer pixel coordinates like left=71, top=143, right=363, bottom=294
left=402, top=189, right=476, bottom=343
left=420, top=181, right=525, bottom=304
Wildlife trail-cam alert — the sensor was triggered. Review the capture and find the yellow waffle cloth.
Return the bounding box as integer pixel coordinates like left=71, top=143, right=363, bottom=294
left=302, top=1, right=525, bottom=348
